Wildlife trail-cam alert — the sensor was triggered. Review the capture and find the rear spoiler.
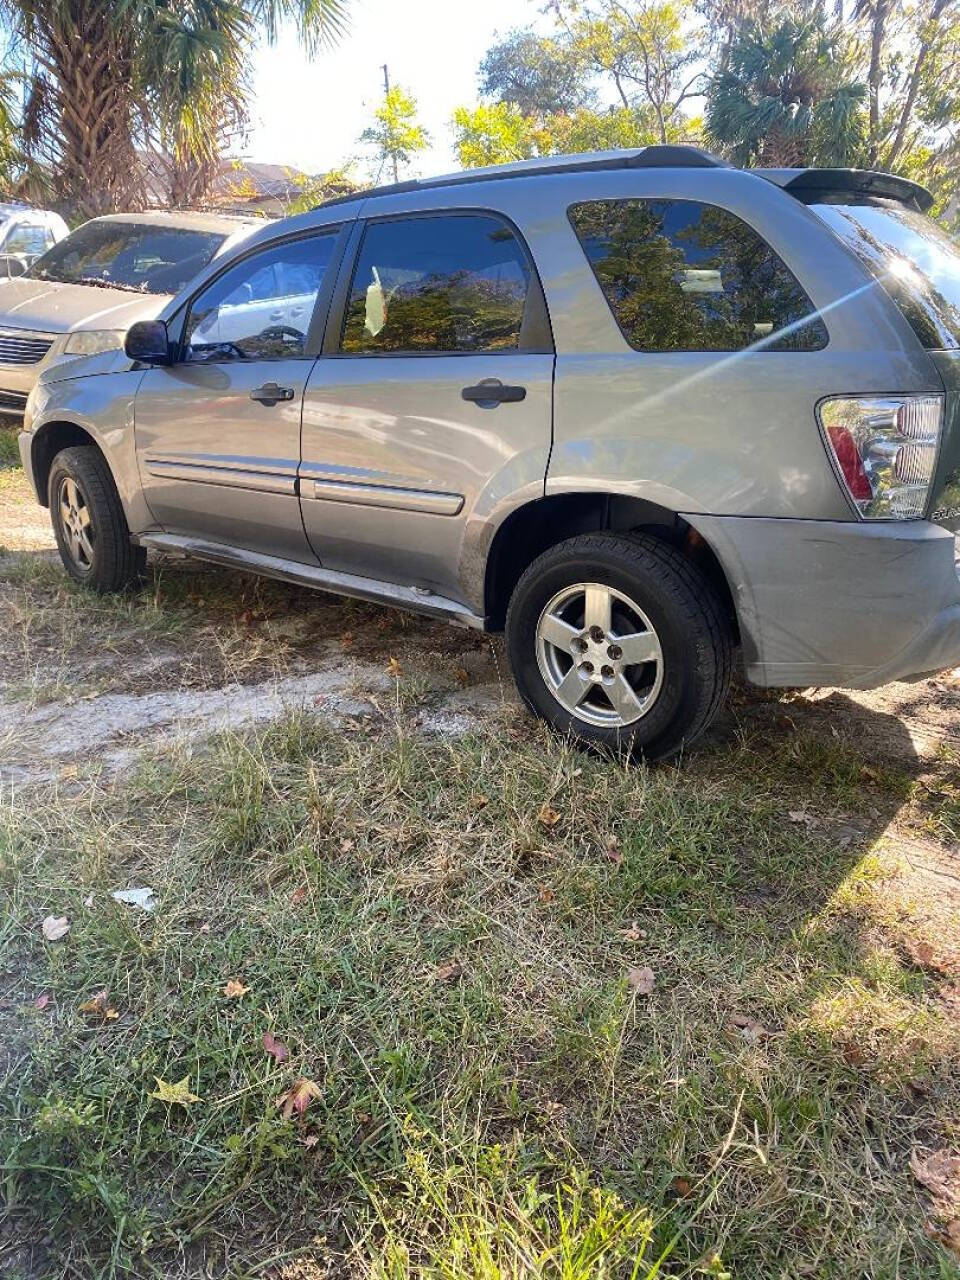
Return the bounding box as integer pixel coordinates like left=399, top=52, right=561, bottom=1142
left=754, top=167, right=934, bottom=213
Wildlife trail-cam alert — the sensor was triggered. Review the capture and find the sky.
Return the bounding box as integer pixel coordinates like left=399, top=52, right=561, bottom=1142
left=244, top=0, right=545, bottom=182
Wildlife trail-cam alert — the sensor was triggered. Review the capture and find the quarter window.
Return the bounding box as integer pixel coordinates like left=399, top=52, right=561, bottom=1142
left=340, top=214, right=532, bottom=354
left=568, top=198, right=827, bottom=352
left=184, top=233, right=336, bottom=362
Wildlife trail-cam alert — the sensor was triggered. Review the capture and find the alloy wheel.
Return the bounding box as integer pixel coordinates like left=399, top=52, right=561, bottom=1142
left=58, top=475, right=95, bottom=572
left=535, top=581, right=663, bottom=728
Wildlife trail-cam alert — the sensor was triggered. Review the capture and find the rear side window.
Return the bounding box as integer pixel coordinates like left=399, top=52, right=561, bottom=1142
left=340, top=214, right=532, bottom=354
left=568, top=198, right=828, bottom=353
left=812, top=202, right=960, bottom=350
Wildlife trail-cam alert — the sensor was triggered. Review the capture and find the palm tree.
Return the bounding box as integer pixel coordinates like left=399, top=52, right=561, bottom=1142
left=3, top=0, right=350, bottom=219
left=705, top=17, right=867, bottom=168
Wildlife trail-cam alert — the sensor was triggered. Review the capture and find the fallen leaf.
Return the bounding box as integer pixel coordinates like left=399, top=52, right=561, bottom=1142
left=276, top=1077, right=322, bottom=1121
left=454, top=667, right=470, bottom=686
left=340, top=631, right=355, bottom=650
left=619, top=921, right=647, bottom=942
left=301, top=1133, right=320, bottom=1149
left=433, top=960, right=463, bottom=983
left=199, top=922, right=211, bottom=934
left=223, top=979, right=250, bottom=999
left=385, top=656, right=401, bottom=677
left=627, top=966, right=655, bottom=995
left=669, top=1176, right=693, bottom=1199
left=908, top=940, right=957, bottom=976
left=263, top=1031, right=290, bottom=1063
left=538, top=886, right=555, bottom=903
left=727, top=1013, right=773, bottom=1043
left=42, top=916, right=70, bottom=942
left=911, top=1149, right=960, bottom=1208
left=340, top=838, right=354, bottom=852
left=604, top=840, right=623, bottom=866
left=111, top=886, right=156, bottom=913
left=538, top=805, right=560, bottom=829
left=79, top=990, right=119, bottom=1021
left=35, top=994, right=50, bottom=1010
left=787, top=811, right=810, bottom=825
left=290, top=884, right=308, bottom=905
left=150, top=1076, right=201, bottom=1106
left=470, top=794, right=489, bottom=810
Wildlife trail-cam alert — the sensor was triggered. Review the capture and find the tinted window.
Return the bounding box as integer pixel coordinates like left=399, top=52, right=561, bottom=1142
left=184, top=234, right=335, bottom=362
left=813, top=202, right=960, bottom=350
left=26, top=219, right=225, bottom=294
left=569, top=199, right=827, bottom=352
left=341, top=214, right=531, bottom=354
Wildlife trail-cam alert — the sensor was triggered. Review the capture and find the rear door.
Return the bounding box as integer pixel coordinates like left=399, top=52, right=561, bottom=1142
left=299, top=210, right=554, bottom=599
left=134, top=226, right=345, bottom=563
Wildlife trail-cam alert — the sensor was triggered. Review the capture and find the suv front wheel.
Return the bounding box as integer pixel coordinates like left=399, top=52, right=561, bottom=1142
left=506, top=533, right=732, bottom=760
left=48, top=446, right=145, bottom=592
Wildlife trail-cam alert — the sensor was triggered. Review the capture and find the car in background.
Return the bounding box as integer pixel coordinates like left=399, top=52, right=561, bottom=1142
left=0, top=210, right=260, bottom=418
left=0, top=204, right=69, bottom=280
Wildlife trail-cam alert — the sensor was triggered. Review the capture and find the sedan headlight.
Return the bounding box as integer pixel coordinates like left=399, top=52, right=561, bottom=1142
left=62, top=329, right=126, bottom=356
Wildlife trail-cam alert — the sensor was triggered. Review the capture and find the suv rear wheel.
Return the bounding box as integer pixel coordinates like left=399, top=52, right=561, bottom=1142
left=506, top=532, right=732, bottom=760
left=48, top=446, right=145, bottom=592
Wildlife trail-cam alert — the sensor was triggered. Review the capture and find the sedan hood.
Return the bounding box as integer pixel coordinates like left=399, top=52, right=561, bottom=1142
left=0, top=277, right=169, bottom=333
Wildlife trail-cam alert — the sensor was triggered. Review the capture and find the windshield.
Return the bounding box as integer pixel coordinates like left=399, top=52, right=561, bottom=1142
left=26, top=220, right=226, bottom=294
left=813, top=201, right=960, bottom=350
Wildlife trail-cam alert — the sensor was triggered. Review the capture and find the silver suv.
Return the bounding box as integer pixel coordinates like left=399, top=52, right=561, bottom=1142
left=17, top=147, right=960, bottom=759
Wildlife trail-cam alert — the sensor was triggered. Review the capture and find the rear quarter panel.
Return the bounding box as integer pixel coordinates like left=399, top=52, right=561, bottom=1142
left=515, top=167, right=942, bottom=518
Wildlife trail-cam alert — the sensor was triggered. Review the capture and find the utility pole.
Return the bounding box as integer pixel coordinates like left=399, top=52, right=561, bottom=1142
left=381, top=62, right=398, bottom=183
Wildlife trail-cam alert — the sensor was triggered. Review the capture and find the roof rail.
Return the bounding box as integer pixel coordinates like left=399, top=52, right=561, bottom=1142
left=314, top=145, right=729, bottom=210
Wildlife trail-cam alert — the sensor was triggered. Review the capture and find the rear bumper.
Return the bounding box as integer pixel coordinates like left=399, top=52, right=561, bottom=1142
left=686, top=514, right=960, bottom=689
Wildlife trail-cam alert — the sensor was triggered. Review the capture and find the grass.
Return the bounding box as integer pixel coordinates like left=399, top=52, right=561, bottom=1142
left=1, top=709, right=958, bottom=1277
left=0, top=424, right=19, bottom=468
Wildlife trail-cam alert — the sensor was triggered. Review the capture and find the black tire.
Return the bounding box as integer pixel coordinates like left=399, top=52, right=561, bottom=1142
left=48, top=446, right=146, bottom=592
left=505, top=532, right=732, bottom=761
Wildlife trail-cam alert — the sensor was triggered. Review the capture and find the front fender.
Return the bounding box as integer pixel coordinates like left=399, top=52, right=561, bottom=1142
left=27, top=371, right=154, bottom=533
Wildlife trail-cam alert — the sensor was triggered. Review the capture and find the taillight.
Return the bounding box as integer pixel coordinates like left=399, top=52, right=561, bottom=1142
left=818, top=395, right=943, bottom=519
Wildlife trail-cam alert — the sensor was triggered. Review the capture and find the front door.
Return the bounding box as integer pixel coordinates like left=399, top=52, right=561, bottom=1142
left=134, top=228, right=341, bottom=563
left=300, top=211, right=554, bottom=599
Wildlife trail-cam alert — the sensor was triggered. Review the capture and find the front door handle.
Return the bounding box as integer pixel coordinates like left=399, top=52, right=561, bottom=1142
left=461, top=379, right=526, bottom=408
left=250, top=382, right=295, bottom=406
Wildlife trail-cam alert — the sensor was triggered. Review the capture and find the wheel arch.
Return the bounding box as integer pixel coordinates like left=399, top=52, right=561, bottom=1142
left=30, top=419, right=105, bottom=507
left=482, top=491, right=738, bottom=641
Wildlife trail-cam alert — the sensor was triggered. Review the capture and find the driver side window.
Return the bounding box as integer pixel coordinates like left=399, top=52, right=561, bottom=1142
left=183, top=232, right=336, bottom=363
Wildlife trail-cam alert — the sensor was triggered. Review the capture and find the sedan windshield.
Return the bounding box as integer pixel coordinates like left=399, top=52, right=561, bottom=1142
left=26, top=220, right=225, bottom=294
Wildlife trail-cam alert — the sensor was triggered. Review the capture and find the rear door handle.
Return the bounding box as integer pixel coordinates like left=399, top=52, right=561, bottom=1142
left=250, top=382, right=295, bottom=406
left=461, top=379, right=526, bottom=407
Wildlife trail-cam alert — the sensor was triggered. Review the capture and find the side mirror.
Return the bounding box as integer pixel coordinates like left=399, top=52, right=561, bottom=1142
left=125, top=320, right=170, bottom=364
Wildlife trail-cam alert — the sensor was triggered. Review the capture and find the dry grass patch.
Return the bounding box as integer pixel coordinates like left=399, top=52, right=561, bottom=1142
left=1, top=713, right=958, bottom=1277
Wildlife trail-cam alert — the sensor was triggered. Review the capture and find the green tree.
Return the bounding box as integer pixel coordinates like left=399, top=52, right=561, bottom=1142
left=451, top=103, right=539, bottom=168
left=547, top=0, right=707, bottom=142
left=360, top=84, right=429, bottom=183
left=3, top=0, right=350, bottom=219
left=705, top=17, right=867, bottom=166
left=478, top=27, right=594, bottom=115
